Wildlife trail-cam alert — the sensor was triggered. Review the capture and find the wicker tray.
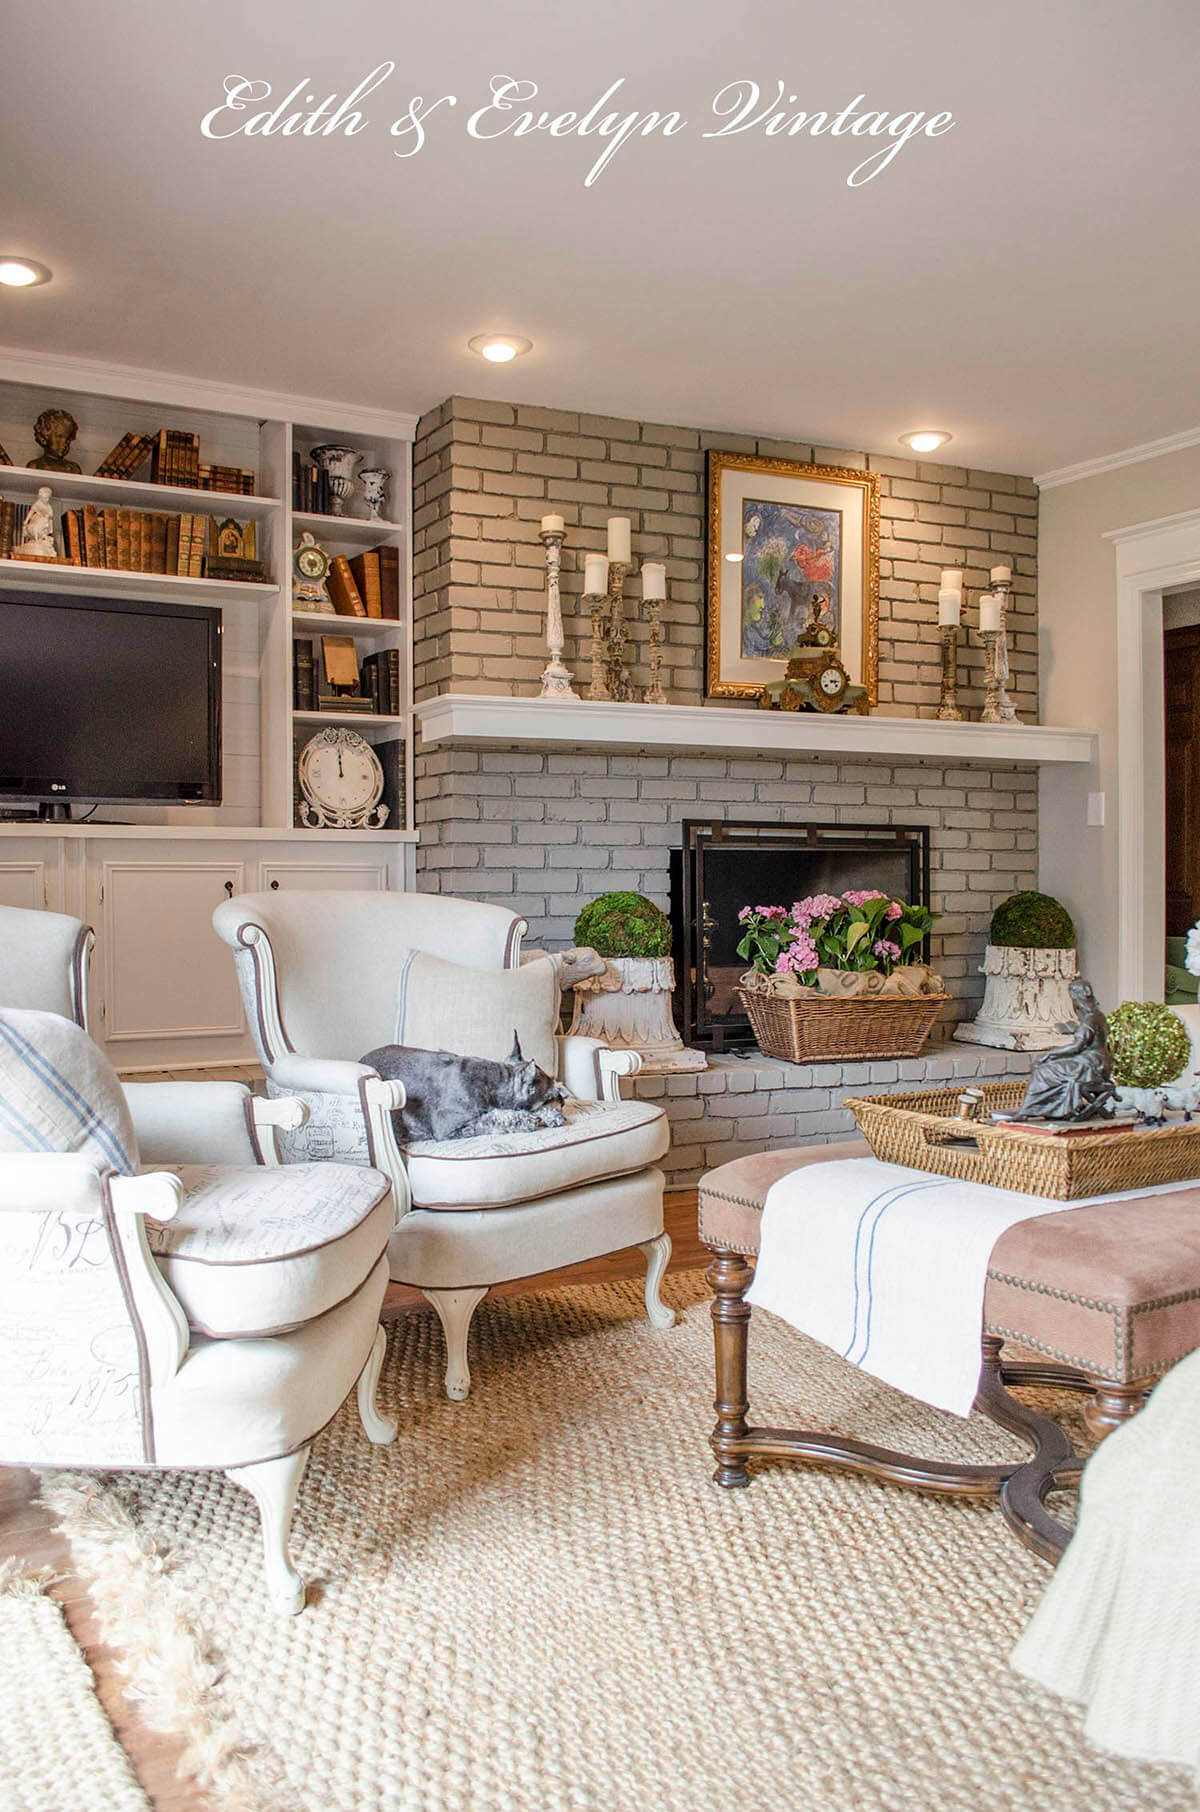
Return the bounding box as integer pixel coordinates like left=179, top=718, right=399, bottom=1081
left=846, top=1080, right=1200, bottom=1200
left=738, top=984, right=947, bottom=1065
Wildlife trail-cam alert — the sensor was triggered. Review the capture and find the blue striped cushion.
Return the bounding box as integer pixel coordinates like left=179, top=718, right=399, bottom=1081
left=0, top=1009, right=136, bottom=1174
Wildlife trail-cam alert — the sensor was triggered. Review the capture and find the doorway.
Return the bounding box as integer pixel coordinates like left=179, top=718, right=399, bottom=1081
left=1163, top=592, right=1200, bottom=1007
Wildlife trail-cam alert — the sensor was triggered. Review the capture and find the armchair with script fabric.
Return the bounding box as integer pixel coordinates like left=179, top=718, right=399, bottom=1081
left=213, top=889, right=675, bottom=1402
left=0, top=1008, right=397, bottom=1615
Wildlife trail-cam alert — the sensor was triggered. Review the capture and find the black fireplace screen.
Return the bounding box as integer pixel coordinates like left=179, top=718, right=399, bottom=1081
left=670, top=820, right=931, bottom=1050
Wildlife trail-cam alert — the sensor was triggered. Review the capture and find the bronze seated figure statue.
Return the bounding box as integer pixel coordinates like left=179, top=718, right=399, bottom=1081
left=1016, top=979, right=1118, bottom=1122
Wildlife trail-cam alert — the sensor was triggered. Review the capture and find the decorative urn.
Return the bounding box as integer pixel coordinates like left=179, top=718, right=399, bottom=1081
left=566, top=892, right=706, bottom=1074
left=953, top=892, right=1079, bottom=1052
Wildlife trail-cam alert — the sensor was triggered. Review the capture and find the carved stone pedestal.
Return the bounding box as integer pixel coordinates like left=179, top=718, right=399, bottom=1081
left=953, top=945, right=1078, bottom=1051
left=567, top=955, right=707, bottom=1073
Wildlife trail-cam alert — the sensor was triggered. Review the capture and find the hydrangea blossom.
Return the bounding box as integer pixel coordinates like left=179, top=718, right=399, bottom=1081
left=842, top=889, right=887, bottom=908
left=873, top=939, right=902, bottom=963
left=775, top=934, right=819, bottom=975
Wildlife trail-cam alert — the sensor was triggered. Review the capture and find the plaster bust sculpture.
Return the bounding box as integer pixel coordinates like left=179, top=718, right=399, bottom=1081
left=30, top=406, right=81, bottom=473
left=1015, top=980, right=1118, bottom=1122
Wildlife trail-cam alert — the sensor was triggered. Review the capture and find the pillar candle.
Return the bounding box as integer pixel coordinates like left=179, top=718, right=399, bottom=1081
left=540, top=513, right=565, bottom=536
left=979, top=592, right=1001, bottom=633
left=606, top=517, right=631, bottom=564
left=937, top=588, right=961, bottom=627
left=990, top=563, right=1012, bottom=585
left=641, top=561, right=666, bottom=600
left=584, top=552, right=609, bottom=596
left=940, top=568, right=963, bottom=593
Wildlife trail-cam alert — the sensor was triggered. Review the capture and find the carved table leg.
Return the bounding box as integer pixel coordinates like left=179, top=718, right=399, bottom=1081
left=707, top=1248, right=754, bottom=1488
left=1084, top=1377, right=1149, bottom=1440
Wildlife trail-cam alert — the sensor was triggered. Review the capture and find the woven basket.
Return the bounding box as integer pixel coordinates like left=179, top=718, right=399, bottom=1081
left=846, top=1080, right=1200, bottom=1200
left=738, top=981, right=947, bottom=1064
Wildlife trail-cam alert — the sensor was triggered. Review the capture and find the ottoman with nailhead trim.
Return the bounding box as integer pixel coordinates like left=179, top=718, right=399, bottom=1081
left=699, top=1140, right=1200, bottom=1559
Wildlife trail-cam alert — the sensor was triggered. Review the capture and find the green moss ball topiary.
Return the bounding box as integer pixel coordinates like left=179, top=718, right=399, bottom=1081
left=989, top=891, right=1076, bottom=949
left=1107, top=1002, right=1190, bottom=1089
left=574, top=891, right=672, bottom=959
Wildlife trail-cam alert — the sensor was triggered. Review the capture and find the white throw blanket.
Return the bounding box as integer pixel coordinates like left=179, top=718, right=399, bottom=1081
left=746, top=1157, right=1193, bottom=1417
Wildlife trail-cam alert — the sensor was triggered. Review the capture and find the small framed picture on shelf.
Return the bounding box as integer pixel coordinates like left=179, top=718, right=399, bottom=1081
left=705, top=451, right=879, bottom=703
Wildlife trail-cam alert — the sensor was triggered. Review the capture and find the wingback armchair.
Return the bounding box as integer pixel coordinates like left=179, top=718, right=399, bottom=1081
left=0, top=903, right=93, bottom=1027
left=0, top=1006, right=398, bottom=1615
left=212, top=890, right=674, bottom=1401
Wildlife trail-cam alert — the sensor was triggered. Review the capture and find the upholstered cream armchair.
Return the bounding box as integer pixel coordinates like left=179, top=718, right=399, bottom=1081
left=212, top=890, right=674, bottom=1401
left=0, top=1006, right=398, bottom=1615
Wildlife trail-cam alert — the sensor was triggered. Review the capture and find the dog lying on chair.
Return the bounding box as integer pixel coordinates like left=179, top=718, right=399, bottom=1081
left=360, top=1035, right=567, bottom=1144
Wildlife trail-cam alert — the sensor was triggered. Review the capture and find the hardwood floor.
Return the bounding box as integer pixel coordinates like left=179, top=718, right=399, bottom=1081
left=0, top=1189, right=705, bottom=1812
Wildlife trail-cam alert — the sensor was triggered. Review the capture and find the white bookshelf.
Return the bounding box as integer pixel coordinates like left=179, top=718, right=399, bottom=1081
left=0, top=346, right=417, bottom=839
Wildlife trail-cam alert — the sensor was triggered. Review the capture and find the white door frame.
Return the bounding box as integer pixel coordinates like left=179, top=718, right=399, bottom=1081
left=1107, top=506, right=1200, bottom=1001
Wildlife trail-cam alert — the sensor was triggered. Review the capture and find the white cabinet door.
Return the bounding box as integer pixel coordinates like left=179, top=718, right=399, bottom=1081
left=257, top=860, right=388, bottom=893
left=0, top=861, right=47, bottom=910
left=93, top=856, right=252, bottom=1069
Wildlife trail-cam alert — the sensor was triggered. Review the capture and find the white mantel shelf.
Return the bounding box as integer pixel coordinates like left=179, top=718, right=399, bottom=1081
left=415, top=694, right=1098, bottom=767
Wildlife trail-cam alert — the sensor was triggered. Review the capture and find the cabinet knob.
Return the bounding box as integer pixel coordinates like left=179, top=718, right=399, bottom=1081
left=224, top=880, right=234, bottom=897
left=270, top=880, right=280, bottom=890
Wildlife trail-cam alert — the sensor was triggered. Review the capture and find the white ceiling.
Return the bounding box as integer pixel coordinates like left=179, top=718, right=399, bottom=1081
left=4, top=0, right=1199, bottom=475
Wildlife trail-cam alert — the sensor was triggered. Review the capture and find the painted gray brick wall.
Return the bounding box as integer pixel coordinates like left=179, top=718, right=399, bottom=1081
left=413, top=394, right=1038, bottom=720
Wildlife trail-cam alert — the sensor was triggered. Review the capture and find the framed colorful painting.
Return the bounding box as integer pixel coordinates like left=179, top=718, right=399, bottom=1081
left=705, top=452, right=880, bottom=702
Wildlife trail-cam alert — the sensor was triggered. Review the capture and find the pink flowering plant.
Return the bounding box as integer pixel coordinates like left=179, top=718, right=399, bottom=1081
left=736, top=890, right=935, bottom=986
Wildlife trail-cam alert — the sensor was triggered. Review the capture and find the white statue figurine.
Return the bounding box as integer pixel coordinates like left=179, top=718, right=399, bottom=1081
left=17, top=485, right=57, bottom=559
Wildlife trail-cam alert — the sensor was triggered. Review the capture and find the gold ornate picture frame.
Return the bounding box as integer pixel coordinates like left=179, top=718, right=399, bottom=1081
left=705, top=451, right=880, bottom=702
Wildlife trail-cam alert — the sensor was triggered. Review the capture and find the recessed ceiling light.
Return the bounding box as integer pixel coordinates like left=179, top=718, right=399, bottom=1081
left=900, top=429, right=952, bottom=454
left=468, top=333, right=533, bottom=364
left=725, top=552, right=744, bottom=563
left=0, top=257, right=51, bottom=289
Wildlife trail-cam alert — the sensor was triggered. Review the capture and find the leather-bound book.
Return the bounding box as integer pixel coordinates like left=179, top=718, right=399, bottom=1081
left=150, top=513, right=168, bottom=574
left=328, top=555, right=367, bottom=617
left=349, top=549, right=383, bottom=617
left=81, top=504, right=102, bottom=567
left=378, top=543, right=401, bottom=619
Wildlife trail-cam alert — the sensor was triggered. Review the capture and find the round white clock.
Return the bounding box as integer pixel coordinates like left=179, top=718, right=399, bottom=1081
left=297, top=727, right=389, bottom=829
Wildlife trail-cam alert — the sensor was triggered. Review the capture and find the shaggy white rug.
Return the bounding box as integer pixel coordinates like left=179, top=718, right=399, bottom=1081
left=0, top=1560, right=150, bottom=1812
left=43, top=1274, right=1196, bottom=1812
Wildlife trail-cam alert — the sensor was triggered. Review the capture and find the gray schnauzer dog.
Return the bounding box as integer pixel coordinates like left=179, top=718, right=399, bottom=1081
left=360, top=1035, right=567, bottom=1144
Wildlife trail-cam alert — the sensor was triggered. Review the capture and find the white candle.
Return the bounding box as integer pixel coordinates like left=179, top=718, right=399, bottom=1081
left=541, top=513, right=565, bottom=537
left=606, top=516, right=631, bottom=564
left=641, top=561, right=666, bottom=601
left=990, top=563, right=1012, bottom=585
left=937, top=588, right=961, bottom=627
left=940, top=568, right=963, bottom=594
left=584, top=552, right=609, bottom=596
left=979, top=592, right=1001, bottom=634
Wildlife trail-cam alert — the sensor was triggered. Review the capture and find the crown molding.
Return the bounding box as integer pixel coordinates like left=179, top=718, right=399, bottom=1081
left=0, top=342, right=419, bottom=441
left=1035, top=424, right=1200, bottom=491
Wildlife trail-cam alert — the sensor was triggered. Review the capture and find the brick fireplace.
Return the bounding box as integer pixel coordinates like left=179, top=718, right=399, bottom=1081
left=408, top=393, right=1054, bottom=1181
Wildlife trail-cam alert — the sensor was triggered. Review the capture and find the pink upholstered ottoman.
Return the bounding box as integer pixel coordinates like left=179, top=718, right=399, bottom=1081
left=699, top=1141, right=1200, bottom=1559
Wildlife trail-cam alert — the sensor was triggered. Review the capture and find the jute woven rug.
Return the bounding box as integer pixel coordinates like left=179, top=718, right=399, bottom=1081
left=0, top=1560, right=151, bottom=1812
left=43, top=1273, right=1195, bottom=1812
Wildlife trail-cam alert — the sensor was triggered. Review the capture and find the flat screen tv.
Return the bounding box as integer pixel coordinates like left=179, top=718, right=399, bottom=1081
left=0, top=590, right=221, bottom=810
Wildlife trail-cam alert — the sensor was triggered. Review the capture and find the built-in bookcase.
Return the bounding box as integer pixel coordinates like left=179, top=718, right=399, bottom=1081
left=0, top=347, right=416, bottom=840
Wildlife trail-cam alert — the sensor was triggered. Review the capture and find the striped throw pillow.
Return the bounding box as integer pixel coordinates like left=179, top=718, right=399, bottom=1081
left=0, top=1009, right=136, bottom=1174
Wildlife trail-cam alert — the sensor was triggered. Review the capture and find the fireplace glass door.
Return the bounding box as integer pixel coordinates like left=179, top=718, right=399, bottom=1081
left=671, top=820, right=931, bottom=1050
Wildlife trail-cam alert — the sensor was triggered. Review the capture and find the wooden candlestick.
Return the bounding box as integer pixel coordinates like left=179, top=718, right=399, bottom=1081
left=980, top=580, right=1018, bottom=724
left=605, top=561, right=635, bottom=702
left=936, top=623, right=964, bottom=721
left=585, top=586, right=612, bottom=701
left=644, top=595, right=667, bottom=705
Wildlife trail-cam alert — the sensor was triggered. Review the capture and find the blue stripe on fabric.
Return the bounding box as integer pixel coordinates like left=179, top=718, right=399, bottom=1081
left=0, top=1092, right=54, bottom=1151
left=841, top=1180, right=925, bottom=1360
left=0, top=1019, right=133, bottom=1173
left=847, top=1176, right=953, bottom=1366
